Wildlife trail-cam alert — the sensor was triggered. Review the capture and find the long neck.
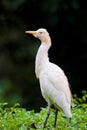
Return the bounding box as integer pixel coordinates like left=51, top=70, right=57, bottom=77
left=35, top=39, right=51, bottom=78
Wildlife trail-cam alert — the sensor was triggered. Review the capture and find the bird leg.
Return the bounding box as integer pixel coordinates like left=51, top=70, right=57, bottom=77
left=54, top=108, right=58, bottom=128
left=43, top=104, right=50, bottom=128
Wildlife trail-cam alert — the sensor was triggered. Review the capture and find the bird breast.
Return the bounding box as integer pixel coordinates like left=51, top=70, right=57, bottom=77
left=35, top=56, right=49, bottom=78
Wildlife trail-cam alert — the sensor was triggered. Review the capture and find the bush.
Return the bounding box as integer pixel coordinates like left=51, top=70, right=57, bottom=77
left=0, top=91, right=87, bottom=130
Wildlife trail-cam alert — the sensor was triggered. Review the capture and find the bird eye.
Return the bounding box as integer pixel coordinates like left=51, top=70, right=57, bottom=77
left=39, top=32, right=43, bottom=34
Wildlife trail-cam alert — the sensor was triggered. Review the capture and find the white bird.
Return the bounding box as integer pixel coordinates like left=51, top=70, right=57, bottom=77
left=25, top=28, right=72, bottom=128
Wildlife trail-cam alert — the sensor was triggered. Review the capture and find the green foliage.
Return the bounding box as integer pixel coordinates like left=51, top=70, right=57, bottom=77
left=0, top=91, right=87, bottom=130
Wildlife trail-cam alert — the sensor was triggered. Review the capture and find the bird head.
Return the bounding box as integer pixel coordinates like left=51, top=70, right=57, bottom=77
left=25, top=28, right=51, bottom=44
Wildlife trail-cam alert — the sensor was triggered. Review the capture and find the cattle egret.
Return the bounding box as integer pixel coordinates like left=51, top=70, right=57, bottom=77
left=25, top=28, right=72, bottom=128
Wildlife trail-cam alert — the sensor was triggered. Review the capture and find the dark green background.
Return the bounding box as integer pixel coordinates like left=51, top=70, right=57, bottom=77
left=0, top=0, right=87, bottom=110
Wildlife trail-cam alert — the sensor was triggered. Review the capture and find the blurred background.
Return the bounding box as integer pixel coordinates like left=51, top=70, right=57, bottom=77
left=0, top=0, right=87, bottom=111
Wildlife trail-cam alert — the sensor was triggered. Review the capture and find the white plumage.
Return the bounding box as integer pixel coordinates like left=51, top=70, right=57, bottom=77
left=25, top=28, right=72, bottom=128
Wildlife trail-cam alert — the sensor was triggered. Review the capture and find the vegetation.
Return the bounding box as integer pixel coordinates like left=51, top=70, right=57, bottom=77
left=0, top=91, right=87, bottom=130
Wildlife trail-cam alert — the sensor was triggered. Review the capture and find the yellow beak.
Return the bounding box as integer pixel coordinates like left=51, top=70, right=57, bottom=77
left=25, top=31, right=36, bottom=35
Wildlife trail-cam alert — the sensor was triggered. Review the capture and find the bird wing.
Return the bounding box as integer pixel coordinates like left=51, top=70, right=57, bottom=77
left=47, top=62, right=72, bottom=104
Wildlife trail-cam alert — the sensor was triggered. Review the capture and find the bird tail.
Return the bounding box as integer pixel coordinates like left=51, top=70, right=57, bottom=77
left=63, top=104, right=72, bottom=118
